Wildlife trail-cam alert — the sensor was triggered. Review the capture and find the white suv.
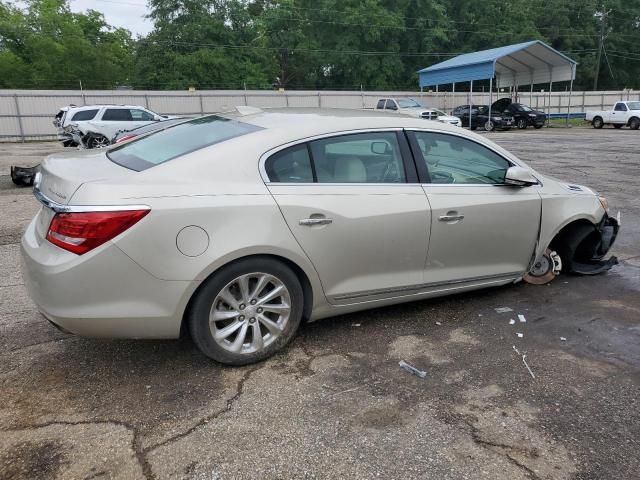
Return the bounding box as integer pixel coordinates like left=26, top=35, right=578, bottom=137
left=54, top=105, right=168, bottom=147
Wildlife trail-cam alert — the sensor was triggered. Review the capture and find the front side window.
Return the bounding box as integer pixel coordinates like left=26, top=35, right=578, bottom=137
left=265, top=144, right=313, bottom=183
left=385, top=100, right=398, bottom=110
left=102, top=108, right=133, bottom=121
left=71, top=109, right=98, bottom=121
left=614, top=103, right=627, bottom=112
left=108, top=115, right=262, bottom=171
left=310, top=132, right=406, bottom=183
left=412, top=131, right=511, bottom=184
left=131, top=109, right=156, bottom=121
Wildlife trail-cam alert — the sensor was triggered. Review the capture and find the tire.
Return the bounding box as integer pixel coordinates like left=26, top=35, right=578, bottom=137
left=613, top=124, right=623, bottom=129
left=189, top=257, right=304, bottom=365
left=516, top=118, right=528, bottom=129
left=629, top=117, right=640, bottom=130
left=86, top=134, right=110, bottom=149
left=484, top=121, right=495, bottom=132
left=592, top=116, right=604, bottom=129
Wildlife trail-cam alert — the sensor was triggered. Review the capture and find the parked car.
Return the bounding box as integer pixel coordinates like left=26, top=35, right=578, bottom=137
left=23, top=108, right=619, bottom=365
left=452, top=105, right=514, bottom=131
left=54, top=105, right=171, bottom=148
left=585, top=101, right=640, bottom=130
left=490, top=98, right=546, bottom=129
left=375, top=97, right=462, bottom=126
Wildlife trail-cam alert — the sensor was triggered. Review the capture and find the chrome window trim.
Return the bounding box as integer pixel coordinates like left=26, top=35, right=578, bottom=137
left=259, top=127, right=405, bottom=184
left=34, top=187, right=150, bottom=214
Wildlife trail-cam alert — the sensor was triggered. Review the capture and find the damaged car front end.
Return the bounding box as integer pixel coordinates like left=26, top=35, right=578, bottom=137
left=526, top=178, right=620, bottom=284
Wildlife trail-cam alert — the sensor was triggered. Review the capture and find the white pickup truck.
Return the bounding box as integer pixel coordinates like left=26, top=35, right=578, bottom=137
left=585, top=101, right=640, bottom=130
left=375, top=97, right=462, bottom=127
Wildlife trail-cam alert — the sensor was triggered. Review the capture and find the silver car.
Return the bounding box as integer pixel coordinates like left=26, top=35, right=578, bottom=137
left=21, top=109, right=619, bottom=365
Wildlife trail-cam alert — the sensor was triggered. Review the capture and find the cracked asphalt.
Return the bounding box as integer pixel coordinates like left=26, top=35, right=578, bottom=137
left=1, top=128, right=639, bottom=480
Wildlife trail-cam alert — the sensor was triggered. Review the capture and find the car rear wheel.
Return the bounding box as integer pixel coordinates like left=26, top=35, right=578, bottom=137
left=516, top=118, right=528, bottom=129
left=189, top=257, right=303, bottom=365
left=629, top=117, right=640, bottom=130
left=592, top=117, right=604, bottom=129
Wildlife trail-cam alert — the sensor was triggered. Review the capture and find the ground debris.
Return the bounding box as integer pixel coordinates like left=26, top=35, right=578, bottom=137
left=513, top=345, right=535, bottom=379
left=399, top=360, right=427, bottom=378
left=495, top=307, right=513, bottom=313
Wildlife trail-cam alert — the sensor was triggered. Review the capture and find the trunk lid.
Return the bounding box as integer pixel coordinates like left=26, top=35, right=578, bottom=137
left=37, top=149, right=134, bottom=205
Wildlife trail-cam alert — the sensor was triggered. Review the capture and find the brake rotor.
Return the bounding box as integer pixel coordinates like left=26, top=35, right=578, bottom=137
left=523, top=249, right=562, bottom=285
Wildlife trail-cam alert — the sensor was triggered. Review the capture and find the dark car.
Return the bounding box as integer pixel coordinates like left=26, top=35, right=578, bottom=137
left=112, top=117, right=193, bottom=143
left=490, top=98, right=546, bottom=129
left=452, top=105, right=514, bottom=131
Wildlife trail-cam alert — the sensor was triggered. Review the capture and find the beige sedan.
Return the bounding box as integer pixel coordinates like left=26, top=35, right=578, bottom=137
left=21, top=108, right=619, bottom=364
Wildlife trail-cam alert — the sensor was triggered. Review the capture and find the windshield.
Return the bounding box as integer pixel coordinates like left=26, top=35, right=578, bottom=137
left=107, top=115, right=262, bottom=171
left=396, top=98, right=423, bottom=108
left=513, top=103, right=533, bottom=112
left=627, top=102, right=640, bottom=110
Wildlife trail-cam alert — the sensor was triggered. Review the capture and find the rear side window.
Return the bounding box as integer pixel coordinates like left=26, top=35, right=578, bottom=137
left=102, top=108, right=133, bottom=121
left=376, top=99, right=386, bottom=109
left=71, top=109, right=98, bottom=121
left=107, top=115, right=262, bottom=171
left=614, top=103, right=627, bottom=112
left=265, top=145, right=313, bottom=183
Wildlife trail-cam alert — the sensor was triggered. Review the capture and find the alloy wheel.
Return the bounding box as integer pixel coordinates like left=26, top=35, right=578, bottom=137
left=517, top=118, right=527, bottom=129
left=209, top=272, right=291, bottom=355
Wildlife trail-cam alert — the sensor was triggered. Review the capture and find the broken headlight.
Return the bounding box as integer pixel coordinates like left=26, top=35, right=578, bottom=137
left=598, top=196, right=609, bottom=211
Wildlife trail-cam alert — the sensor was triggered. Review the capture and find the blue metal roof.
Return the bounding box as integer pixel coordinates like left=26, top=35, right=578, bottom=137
left=418, top=40, right=577, bottom=88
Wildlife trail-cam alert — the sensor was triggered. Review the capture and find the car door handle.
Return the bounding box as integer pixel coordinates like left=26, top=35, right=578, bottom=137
left=299, top=218, right=333, bottom=226
left=439, top=214, right=464, bottom=222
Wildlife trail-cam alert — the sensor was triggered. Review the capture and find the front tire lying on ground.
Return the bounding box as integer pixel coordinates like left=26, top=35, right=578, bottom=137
left=189, top=257, right=304, bottom=365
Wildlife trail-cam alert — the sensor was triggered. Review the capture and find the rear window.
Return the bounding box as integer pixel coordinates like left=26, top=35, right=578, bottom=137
left=71, top=109, right=98, bottom=121
left=107, top=115, right=263, bottom=171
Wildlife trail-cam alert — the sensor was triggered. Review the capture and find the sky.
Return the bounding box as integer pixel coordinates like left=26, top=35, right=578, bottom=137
left=69, top=0, right=153, bottom=36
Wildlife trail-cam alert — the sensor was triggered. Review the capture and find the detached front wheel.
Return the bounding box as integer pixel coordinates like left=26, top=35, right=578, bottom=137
left=189, top=258, right=304, bottom=365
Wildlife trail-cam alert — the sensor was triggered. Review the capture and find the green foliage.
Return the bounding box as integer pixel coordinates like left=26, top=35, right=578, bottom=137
left=0, top=0, right=133, bottom=88
left=1, top=0, right=639, bottom=90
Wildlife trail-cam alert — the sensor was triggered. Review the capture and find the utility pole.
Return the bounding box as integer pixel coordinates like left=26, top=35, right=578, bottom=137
left=593, top=8, right=609, bottom=91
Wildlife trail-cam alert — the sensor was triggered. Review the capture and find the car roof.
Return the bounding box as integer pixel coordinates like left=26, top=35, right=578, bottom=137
left=65, top=104, right=147, bottom=110
left=218, top=108, right=461, bottom=142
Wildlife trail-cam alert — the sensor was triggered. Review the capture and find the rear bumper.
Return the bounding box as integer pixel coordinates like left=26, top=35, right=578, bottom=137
left=20, top=216, right=194, bottom=339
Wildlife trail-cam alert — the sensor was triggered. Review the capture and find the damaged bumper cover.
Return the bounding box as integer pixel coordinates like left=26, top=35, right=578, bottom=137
left=565, top=214, right=620, bottom=275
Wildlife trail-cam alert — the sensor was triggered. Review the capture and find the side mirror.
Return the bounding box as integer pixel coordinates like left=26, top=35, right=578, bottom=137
left=504, top=166, right=538, bottom=187
left=153, top=115, right=162, bottom=121
left=371, top=141, right=390, bottom=155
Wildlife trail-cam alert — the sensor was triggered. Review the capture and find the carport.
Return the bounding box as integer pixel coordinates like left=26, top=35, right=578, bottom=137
left=417, top=40, right=577, bottom=126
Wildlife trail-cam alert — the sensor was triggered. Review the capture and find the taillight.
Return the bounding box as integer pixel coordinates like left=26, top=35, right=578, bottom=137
left=46, top=210, right=149, bottom=255
left=115, top=134, right=137, bottom=143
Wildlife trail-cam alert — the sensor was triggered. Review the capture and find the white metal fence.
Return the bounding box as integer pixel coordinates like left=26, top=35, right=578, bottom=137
left=1, top=88, right=639, bottom=142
